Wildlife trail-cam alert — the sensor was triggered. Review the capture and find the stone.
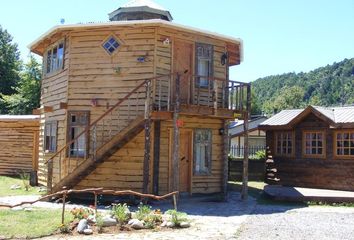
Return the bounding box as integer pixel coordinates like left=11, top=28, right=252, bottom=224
left=160, top=220, right=168, bottom=227
left=11, top=206, right=23, bottom=211
left=87, top=215, right=96, bottom=224
left=24, top=207, right=33, bottom=212
left=38, top=187, right=47, bottom=192
left=10, top=184, right=21, bottom=190
left=128, top=219, right=145, bottom=229
left=166, top=221, right=175, bottom=228
left=83, top=228, right=93, bottom=235
left=180, top=221, right=190, bottom=228
left=102, top=215, right=117, bottom=227
left=77, top=219, right=88, bottom=233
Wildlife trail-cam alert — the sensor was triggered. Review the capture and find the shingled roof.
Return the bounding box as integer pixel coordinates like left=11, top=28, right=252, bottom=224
left=260, top=105, right=354, bottom=129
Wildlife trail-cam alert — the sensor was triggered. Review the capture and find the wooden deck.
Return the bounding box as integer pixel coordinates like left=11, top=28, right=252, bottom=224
left=264, top=185, right=354, bottom=203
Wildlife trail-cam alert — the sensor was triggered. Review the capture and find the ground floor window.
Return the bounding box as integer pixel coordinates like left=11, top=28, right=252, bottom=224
left=193, top=128, right=212, bottom=175
left=68, top=111, right=89, bottom=157
left=335, top=131, right=354, bottom=157
left=274, top=131, right=294, bottom=157
left=44, top=121, right=57, bottom=152
left=303, top=131, right=325, bottom=158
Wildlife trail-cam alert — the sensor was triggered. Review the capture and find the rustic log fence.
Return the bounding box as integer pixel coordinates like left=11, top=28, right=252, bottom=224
left=0, top=188, right=179, bottom=224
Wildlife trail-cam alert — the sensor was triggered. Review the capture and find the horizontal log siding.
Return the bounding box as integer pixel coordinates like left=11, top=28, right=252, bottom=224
left=266, top=113, right=354, bottom=191
left=0, top=120, right=39, bottom=175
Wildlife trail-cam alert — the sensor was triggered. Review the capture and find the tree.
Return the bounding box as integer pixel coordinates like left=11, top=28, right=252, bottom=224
left=0, top=25, right=21, bottom=95
left=2, top=55, right=41, bottom=114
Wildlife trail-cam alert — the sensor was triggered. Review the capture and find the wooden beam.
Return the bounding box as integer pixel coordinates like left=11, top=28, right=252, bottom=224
left=172, top=74, right=181, bottom=192
left=43, top=106, right=54, bottom=113
left=32, top=109, right=41, bottom=115
left=151, top=111, right=173, bottom=120
left=143, top=81, right=152, bottom=194
left=153, top=120, right=161, bottom=195
left=59, top=102, right=68, bottom=109
left=47, top=159, right=53, bottom=193
left=222, top=120, right=229, bottom=198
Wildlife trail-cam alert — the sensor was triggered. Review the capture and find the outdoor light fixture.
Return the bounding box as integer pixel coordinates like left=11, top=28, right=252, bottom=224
left=221, top=52, right=228, bottom=66
left=219, top=128, right=225, bottom=135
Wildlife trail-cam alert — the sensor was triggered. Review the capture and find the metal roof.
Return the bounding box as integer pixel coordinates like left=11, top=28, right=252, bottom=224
left=0, top=115, right=40, bottom=121
left=121, top=0, right=166, bottom=11
left=260, top=105, right=354, bottom=127
left=229, top=116, right=267, bottom=136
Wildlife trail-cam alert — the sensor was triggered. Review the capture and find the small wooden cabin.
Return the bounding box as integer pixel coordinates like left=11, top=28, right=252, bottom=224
left=29, top=0, right=250, bottom=195
left=260, top=105, right=354, bottom=191
left=0, top=115, right=39, bottom=176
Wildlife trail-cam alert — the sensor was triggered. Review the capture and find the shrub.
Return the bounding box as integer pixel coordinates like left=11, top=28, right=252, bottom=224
left=135, top=203, right=152, bottom=221
left=58, top=223, right=70, bottom=234
left=253, top=150, right=266, bottom=160
left=96, top=213, right=104, bottom=233
left=70, top=207, right=94, bottom=220
left=112, top=203, right=129, bottom=226
left=165, top=210, right=189, bottom=227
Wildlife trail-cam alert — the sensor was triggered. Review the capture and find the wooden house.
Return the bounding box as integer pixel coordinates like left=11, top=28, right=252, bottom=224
left=29, top=0, right=250, bottom=195
left=0, top=115, right=39, bottom=176
left=260, top=105, right=354, bottom=191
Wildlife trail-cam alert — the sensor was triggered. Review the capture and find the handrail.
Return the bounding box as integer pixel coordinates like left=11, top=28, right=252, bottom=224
left=45, top=73, right=173, bottom=164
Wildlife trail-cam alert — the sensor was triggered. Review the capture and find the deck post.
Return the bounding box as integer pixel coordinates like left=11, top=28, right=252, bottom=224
left=47, top=159, right=53, bottom=193
left=143, top=80, right=152, bottom=194
left=153, top=120, right=161, bottom=195
left=241, top=84, right=251, bottom=200
left=172, top=74, right=181, bottom=192
left=222, top=120, right=230, bottom=199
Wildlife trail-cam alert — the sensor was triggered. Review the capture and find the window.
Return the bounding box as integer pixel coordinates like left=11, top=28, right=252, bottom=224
left=303, top=131, right=325, bottom=157
left=44, top=121, right=57, bottom=152
left=45, top=41, right=64, bottom=74
left=194, top=129, right=212, bottom=175
left=274, top=132, right=294, bottom=156
left=102, top=36, right=120, bottom=55
left=335, top=131, right=354, bottom=157
left=68, top=111, right=89, bottom=157
left=195, top=43, right=213, bottom=87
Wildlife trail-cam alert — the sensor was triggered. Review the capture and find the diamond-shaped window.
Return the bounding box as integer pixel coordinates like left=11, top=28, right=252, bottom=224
left=102, top=36, right=120, bottom=55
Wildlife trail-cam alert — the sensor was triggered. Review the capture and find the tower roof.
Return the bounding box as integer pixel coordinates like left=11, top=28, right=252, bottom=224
left=109, top=0, right=173, bottom=21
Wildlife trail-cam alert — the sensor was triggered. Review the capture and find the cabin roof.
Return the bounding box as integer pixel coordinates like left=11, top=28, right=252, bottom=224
left=0, top=115, right=40, bottom=121
left=229, top=116, right=267, bottom=137
left=260, top=105, right=354, bottom=129
left=28, top=19, right=243, bottom=60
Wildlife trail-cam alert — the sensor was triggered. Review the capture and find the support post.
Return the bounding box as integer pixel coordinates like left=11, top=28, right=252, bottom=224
left=61, top=192, right=67, bottom=224
left=241, top=84, right=251, bottom=200
left=172, top=74, right=181, bottom=192
left=47, top=159, right=53, bottom=193
left=143, top=80, right=152, bottom=194
left=222, top=120, right=230, bottom=199
left=153, top=120, right=161, bottom=195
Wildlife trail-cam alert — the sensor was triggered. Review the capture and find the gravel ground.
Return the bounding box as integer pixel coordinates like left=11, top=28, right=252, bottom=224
left=235, top=204, right=354, bottom=240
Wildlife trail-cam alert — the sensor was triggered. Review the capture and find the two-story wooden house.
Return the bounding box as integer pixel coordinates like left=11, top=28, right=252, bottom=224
left=29, top=0, right=250, bottom=195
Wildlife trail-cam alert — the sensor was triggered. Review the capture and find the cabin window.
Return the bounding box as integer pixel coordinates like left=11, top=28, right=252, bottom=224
left=45, top=41, right=64, bottom=74
left=303, top=131, right=325, bottom=158
left=44, top=121, right=57, bottom=153
left=194, top=129, right=212, bottom=175
left=102, top=36, right=120, bottom=55
left=335, top=131, right=354, bottom=157
left=274, top=132, right=293, bottom=156
left=195, top=43, right=213, bottom=87
left=68, top=111, right=89, bottom=157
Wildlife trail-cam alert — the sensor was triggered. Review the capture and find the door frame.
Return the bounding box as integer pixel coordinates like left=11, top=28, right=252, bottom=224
left=168, top=128, right=193, bottom=194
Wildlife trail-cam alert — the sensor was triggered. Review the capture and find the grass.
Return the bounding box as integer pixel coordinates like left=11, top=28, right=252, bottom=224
left=0, top=176, right=43, bottom=197
left=0, top=208, right=73, bottom=239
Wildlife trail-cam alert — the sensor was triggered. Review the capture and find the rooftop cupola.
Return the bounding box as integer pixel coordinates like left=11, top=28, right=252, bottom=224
left=109, top=0, right=173, bottom=22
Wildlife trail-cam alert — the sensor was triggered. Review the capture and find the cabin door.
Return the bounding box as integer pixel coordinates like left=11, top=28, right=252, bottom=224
left=179, top=129, right=192, bottom=192
left=173, top=40, right=192, bottom=104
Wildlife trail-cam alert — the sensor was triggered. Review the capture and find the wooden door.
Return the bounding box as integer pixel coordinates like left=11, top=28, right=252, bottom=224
left=173, top=40, right=192, bottom=104
left=179, top=129, right=192, bottom=192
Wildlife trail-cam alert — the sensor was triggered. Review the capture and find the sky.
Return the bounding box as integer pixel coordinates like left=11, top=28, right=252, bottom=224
left=0, top=0, right=353, bottom=82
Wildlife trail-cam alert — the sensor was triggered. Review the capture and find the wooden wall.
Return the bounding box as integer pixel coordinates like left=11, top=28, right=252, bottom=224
left=266, top=113, right=354, bottom=191
left=0, top=118, right=39, bottom=175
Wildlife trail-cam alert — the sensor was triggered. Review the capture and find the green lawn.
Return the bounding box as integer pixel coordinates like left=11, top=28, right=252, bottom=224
left=0, top=208, right=72, bottom=239
left=0, top=175, right=43, bottom=196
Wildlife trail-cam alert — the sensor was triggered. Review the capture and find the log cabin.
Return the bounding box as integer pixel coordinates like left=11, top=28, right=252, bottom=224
left=260, top=105, right=354, bottom=191
left=29, top=0, right=250, bottom=195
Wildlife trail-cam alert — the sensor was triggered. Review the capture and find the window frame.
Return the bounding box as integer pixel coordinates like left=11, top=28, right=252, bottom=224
left=193, top=128, right=212, bottom=176
left=195, top=43, right=214, bottom=88
left=302, top=130, right=326, bottom=159
left=44, top=39, right=65, bottom=75
left=333, top=130, right=354, bottom=159
left=101, top=35, right=122, bottom=56
left=67, top=111, right=90, bottom=158
left=44, top=121, right=57, bottom=153
left=274, top=131, right=295, bottom=157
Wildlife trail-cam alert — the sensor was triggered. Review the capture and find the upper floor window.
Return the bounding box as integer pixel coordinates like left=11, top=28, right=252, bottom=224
left=45, top=40, right=65, bottom=74
left=335, top=131, right=354, bottom=157
left=275, top=131, right=294, bottom=157
left=303, top=131, right=325, bottom=158
left=195, top=43, right=213, bottom=87
left=194, top=129, right=212, bottom=175
left=102, top=36, right=120, bottom=55
left=44, top=121, right=57, bottom=153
